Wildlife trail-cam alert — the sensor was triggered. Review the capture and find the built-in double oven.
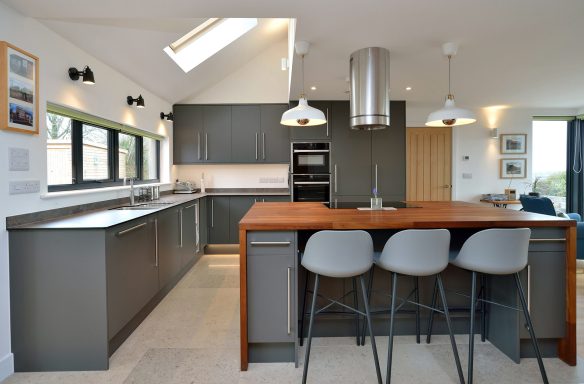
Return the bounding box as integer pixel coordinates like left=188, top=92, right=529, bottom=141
left=290, top=142, right=331, bottom=206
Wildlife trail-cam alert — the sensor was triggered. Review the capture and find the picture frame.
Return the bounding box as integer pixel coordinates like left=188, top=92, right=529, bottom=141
left=0, top=41, right=39, bottom=135
left=500, top=133, right=527, bottom=154
left=500, top=158, right=527, bottom=179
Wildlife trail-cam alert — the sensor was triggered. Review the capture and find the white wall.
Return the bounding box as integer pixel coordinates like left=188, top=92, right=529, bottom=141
left=175, top=164, right=289, bottom=189
left=407, top=105, right=578, bottom=204
left=0, top=3, right=172, bottom=380
left=181, top=39, right=289, bottom=104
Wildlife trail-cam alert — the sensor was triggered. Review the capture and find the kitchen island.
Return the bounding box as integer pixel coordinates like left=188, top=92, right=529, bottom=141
left=238, top=201, right=576, bottom=371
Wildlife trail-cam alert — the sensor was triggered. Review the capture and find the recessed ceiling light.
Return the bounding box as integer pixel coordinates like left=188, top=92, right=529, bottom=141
left=406, top=86, right=412, bottom=91
left=164, top=18, right=258, bottom=73
left=310, top=86, right=317, bottom=91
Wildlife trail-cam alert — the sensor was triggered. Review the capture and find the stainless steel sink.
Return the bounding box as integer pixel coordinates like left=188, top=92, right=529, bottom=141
left=110, top=202, right=174, bottom=210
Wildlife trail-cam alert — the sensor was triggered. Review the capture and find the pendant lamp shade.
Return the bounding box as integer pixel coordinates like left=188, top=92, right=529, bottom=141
left=425, top=97, right=476, bottom=127
left=281, top=97, right=326, bottom=126
left=281, top=41, right=327, bottom=127
left=426, top=42, right=476, bottom=127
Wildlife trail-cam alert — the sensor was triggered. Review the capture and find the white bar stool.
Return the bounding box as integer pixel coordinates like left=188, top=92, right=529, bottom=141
left=449, top=228, right=548, bottom=384
left=301, top=230, right=382, bottom=384
left=375, top=229, right=465, bottom=384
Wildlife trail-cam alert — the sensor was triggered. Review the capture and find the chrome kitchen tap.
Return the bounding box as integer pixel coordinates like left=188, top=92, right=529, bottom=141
left=129, top=178, right=135, bottom=206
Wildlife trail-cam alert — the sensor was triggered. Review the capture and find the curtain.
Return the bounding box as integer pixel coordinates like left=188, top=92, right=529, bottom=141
left=567, top=118, right=584, bottom=216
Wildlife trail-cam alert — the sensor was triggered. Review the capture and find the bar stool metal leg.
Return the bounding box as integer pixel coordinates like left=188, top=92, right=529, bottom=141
left=414, top=276, right=420, bottom=344
left=386, top=272, right=398, bottom=383
left=468, top=271, right=477, bottom=384
left=299, top=270, right=310, bottom=346
left=481, top=274, right=487, bottom=342
left=426, top=277, right=439, bottom=344
left=360, top=267, right=375, bottom=346
left=302, top=274, right=320, bottom=384
left=514, top=273, right=549, bottom=384
left=353, top=277, right=361, bottom=346
left=437, top=274, right=465, bottom=384
left=360, top=275, right=383, bottom=384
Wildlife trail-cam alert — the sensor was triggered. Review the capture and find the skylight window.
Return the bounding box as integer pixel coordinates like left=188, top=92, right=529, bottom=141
left=164, top=18, right=258, bottom=73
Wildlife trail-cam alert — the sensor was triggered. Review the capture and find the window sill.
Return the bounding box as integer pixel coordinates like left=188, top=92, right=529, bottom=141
left=41, top=182, right=172, bottom=199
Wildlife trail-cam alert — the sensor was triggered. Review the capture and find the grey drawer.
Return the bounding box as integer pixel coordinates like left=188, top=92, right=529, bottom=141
left=528, top=227, right=567, bottom=252
left=247, top=231, right=295, bottom=255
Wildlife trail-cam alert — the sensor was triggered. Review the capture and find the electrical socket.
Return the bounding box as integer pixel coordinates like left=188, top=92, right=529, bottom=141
left=9, top=180, right=40, bottom=194
left=259, top=177, right=285, bottom=184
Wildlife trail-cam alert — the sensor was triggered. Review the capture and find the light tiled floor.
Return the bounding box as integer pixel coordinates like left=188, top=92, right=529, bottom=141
left=4, top=254, right=584, bottom=383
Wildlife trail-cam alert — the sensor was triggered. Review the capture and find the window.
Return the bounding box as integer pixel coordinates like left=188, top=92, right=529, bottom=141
left=532, top=120, right=568, bottom=211
left=47, top=111, right=161, bottom=191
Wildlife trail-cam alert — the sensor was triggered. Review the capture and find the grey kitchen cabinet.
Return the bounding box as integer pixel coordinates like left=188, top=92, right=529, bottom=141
left=199, top=197, right=208, bottom=249
left=331, top=101, right=371, bottom=196
left=371, top=101, right=406, bottom=200
left=180, top=201, right=198, bottom=267
left=261, top=195, right=291, bottom=202
left=229, top=196, right=256, bottom=244
left=106, top=218, right=158, bottom=339
left=231, top=105, right=261, bottom=163
left=208, top=196, right=231, bottom=244
left=157, top=207, right=182, bottom=288
left=289, top=100, right=331, bottom=141
left=260, top=104, right=290, bottom=162
left=247, top=231, right=297, bottom=346
left=173, top=105, right=203, bottom=164
left=203, top=105, right=232, bottom=162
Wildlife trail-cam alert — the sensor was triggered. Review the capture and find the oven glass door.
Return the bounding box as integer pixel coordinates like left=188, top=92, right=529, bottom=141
left=292, top=152, right=330, bottom=174
left=292, top=175, right=330, bottom=204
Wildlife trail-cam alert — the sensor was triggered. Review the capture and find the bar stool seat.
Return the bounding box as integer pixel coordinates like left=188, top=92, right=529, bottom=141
left=301, top=230, right=382, bottom=384
left=372, top=229, right=465, bottom=384
left=449, top=228, right=548, bottom=384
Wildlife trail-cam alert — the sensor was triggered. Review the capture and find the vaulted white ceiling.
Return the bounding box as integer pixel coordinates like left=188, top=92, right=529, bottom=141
left=3, top=0, right=584, bottom=110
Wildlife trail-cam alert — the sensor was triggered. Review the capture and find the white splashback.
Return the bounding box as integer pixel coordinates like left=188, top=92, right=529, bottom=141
left=174, top=164, right=290, bottom=189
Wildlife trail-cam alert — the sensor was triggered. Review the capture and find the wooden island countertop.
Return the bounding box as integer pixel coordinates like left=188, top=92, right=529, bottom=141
left=238, top=201, right=577, bottom=370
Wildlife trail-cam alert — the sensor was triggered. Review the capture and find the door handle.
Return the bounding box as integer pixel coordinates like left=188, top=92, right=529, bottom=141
left=249, top=241, right=292, bottom=246
left=179, top=209, right=183, bottom=247
left=262, top=132, right=266, bottom=160
left=255, top=132, right=258, bottom=160
left=334, top=164, right=338, bottom=193
left=441, top=185, right=450, bottom=188
left=375, top=164, right=378, bottom=192
left=205, top=133, right=208, bottom=160
left=116, top=222, right=147, bottom=236
left=211, top=199, right=214, bottom=228
left=154, top=219, right=159, bottom=267
left=326, top=108, right=329, bottom=137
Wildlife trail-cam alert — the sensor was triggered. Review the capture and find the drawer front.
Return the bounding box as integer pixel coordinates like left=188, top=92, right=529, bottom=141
left=247, top=231, right=295, bottom=255
left=528, top=227, right=567, bottom=252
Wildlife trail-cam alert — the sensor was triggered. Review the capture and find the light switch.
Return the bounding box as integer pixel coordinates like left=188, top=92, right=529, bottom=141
left=9, top=180, right=40, bottom=194
left=462, top=173, right=473, bottom=179
left=462, top=155, right=470, bottom=161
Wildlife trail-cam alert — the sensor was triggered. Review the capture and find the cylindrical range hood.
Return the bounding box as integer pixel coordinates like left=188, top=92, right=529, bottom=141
left=349, top=47, right=390, bottom=130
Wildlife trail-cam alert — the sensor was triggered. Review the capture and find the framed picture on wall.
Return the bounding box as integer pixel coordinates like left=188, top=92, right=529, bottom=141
left=0, top=41, right=39, bottom=135
left=500, top=158, right=527, bottom=179
left=500, top=134, right=526, bottom=154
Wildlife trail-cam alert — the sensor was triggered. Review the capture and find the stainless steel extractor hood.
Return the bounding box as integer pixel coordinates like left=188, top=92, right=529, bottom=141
left=349, top=47, right=390, bottom=130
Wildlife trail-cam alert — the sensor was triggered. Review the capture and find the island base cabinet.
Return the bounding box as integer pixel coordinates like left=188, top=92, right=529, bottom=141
left=247, top=231, right=297, bottom=363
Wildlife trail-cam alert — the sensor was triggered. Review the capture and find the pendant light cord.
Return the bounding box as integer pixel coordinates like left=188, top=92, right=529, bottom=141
left=448, top=55, right=452, bottom=97
left=300, top=54, right=306, bottom=98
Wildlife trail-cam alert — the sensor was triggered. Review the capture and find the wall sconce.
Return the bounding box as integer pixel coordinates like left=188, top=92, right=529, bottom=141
left=489, top=128, right=499, bottom=139
left=160, top=112, right=174, bottom=121
left=68, top=65, right=95, bottom=84
left=127, top=95, right=145, bottom=108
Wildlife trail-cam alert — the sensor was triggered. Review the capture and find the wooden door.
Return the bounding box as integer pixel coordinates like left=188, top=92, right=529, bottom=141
left=406, top=127, right=452, bottom=201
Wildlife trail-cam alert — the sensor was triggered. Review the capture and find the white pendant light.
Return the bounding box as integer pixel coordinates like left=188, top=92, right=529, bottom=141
left=281, top=41, right=326, bottom=126
left=426, top=43, right=476, bottom=127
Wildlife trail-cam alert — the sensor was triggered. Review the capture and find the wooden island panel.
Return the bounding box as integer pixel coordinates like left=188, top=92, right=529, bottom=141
left=238, top=201, right=576, bottom=370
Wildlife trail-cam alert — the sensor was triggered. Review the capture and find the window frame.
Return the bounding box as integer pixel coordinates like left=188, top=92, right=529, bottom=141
left=47, top=112, right=161, bottom=192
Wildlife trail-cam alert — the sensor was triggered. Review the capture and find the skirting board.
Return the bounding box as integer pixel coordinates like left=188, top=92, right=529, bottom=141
left=0, top=353, right=14, bottom=381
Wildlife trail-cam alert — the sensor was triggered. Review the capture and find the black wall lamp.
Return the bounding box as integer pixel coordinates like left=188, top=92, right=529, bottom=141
left=68, top=65, right=95, bottom=84
left=127, top=94, right=145, bottom=108
left=160, top=112, right=174, bottom=121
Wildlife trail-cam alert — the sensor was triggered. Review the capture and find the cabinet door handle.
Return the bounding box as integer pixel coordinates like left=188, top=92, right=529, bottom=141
left=205, top=133, right=208, bottom=160
left=334, top=164, right=338, bottom=193
left=527, top=264, right=531, bottom=313
left=249, top=241, right=291, bottom=246
left=326, top=108, right=329, bottom=137
left=255, top=132, right=258, bottom=160
left=154, top=219, right=159, bottom=267
left=116, top=222, right=147, bottom=236
left=211, top=199, right=214, bottom=228
left=287, top=266, right=292, bottom=335
left=529, top=238, right=566, bottom=243
left=179, top=209, right=183, bottom=247
left=262, top=132, right=266, bottom=160
left=375, top=164, right=378, bottom=192
left=184, top=203, right=197, bottom=209
left=197, top=132, right=201, bottom=160
left=334, top=198, right=338, bottom=208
